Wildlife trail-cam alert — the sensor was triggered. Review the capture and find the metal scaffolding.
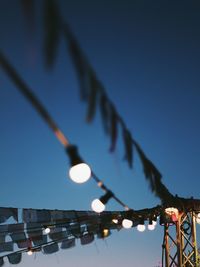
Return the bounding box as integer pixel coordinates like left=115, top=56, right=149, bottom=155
left=163, top=211, right=200, bottom=267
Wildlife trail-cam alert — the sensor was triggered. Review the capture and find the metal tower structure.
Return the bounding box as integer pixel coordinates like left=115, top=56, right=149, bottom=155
left=163, top=211, right=200, bottom=267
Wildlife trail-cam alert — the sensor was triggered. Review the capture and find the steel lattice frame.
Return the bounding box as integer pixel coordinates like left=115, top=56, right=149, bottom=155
left=163, top=211, right=200, bottom=267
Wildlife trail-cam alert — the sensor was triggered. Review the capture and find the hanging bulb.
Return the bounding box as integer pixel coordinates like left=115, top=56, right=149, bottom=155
left=43, top=226, right=51, bottom=234
left=148, top=224, right=155, bottom=231
left=137, top=218, right=145, bottom=232
left=66, top=145, right=91, bottom=183
left=27, top=249, right=33, bottom=256
left=69, top=163, right=91, bottom=183
left=148, top=218, right=155, bottom=230
left=122, top=219, right=133, bottom=229
left=91, top=191, right=113, bottom=213
left=152, top=220, right=157, bottom=226
left=137, top=224, right=146, bottom=232
left=91, top=198, right=105, bottom=213
left=152, top=215, right=157, bottom=226
left=112, top=219, right=118, bottom=224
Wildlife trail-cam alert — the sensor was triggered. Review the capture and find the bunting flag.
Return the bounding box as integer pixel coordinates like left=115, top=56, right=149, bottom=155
left=0, top=198, right=200, bottom=264
left=0, top=205, right=163, bottom=265
left=40, top=0, right=175, bottom=204
left=0, top=208, right=18, bottom=223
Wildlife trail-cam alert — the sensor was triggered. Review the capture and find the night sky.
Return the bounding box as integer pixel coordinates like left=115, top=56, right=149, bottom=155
left=1, top=1, right=200, bottom=266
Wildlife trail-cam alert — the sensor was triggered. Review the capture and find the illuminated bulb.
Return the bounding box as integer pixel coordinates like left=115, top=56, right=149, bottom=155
left=69, top=163, right=91, bottom=183
left=44, top=227, right=51, bottom=234
left=196, top=217, right=200, bottom=224
left=27, top=249, right=33, bottom=256
left=137, top=224, right=146, bottom=232
left=148, top=224, right=155, bottom=231
left=91, top=199, right=105, bottom=213
left=197, top=213, right=200, bottom=218
left=103, top=229, right=109, bottom=237
left=122, top=219, right=133, bottom=229
left=112, top=219, right=118, bottom=224
left=152, top=220, right=157, bottom=226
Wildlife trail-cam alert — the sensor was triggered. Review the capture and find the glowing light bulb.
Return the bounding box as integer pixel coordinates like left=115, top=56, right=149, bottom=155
left=91, top=199, right=105, bottom=213
left=148, top=224, right=155, bottom=231
left=69, top=163, right=91, bottom=183
left=122, top=219, right=133, bottom=229
left=137, top=224, right=146, bottom=232
left=112, top=219, right=118, bottom=224
left=44, top=227, right=50, bottom=234
left=152, top=220, right=157, bottom=226
left=103, top=229, right=109, bottom=237
left=197, top=213, right=200, bottom=218
left=27, top=250, right=33, bottom=256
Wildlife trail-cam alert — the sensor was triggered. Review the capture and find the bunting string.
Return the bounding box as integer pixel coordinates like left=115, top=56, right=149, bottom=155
left=41, top=0, right=174, bottom=204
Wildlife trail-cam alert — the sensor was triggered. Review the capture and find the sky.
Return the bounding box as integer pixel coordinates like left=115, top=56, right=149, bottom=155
left=0, top=0, right=200, bottom=266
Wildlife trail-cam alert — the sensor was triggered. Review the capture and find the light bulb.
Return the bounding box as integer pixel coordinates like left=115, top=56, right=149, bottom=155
left=137, top=224, right=146, bottom=232
left=27, top=250, right=33, bottom=256
left=69, top=163, right=91, bottom=183
left=44, top=227, right=50, bottom=234
left=148, top=224, right=155, bottom=231
left=122, top=219, right=133, bottom=229
left=112, top=219, right=118, bottom=224
left=197, top=213, right=200, bottom=218
left=152, top=220, right=157, bottom=226
left=91, top=199, right=105, bottom=213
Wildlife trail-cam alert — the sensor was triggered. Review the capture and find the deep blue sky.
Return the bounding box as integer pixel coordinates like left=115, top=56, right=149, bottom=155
left=0, top=1, right=200, bottom=266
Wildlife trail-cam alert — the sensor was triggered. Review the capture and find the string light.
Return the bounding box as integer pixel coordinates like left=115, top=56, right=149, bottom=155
left=137, top=218, right=146, bottom=232
left=91, top=191, right=113, bottom=213
left=148, top=224, right=155, bottom=231
left=91, top=199, right=105, bottom=213
left=66, top=145, right=91, bottom=183
left=27, top=248, right=33, bottom=256
left=97, top=228, right=111, bottom=238
left=137, top=224, right=146, bottom=232
left=112, top=219, right=118, bottom=224
left=122, top=219, right=133, bottom=229
left=147, top=218, right=155, bottom=231
left=43, top=226, right=51, bottom=234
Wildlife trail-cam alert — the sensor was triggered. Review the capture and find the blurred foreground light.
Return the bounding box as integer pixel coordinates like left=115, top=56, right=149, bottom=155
left=122, top=219, right=133, bottom=229
left=91, top=199, right=105, bottom=213
left=69, top=163, right=91, bottom=183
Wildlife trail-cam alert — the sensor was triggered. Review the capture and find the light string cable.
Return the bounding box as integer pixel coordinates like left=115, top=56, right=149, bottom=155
left=0, top=51, right=129, bottom=211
